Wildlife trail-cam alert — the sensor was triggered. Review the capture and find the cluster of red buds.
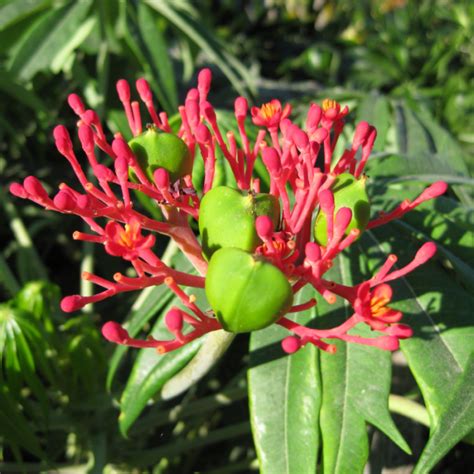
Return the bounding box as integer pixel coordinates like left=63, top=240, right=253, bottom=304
left=10, top=69, right=447, bottom=355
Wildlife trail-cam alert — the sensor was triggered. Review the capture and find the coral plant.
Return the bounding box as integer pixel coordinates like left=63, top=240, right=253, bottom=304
left=9, top=70, right=447, bottom=355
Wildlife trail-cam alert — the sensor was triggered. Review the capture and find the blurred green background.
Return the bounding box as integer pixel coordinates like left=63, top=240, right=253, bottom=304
left=0, top=0, right=473, bottom=472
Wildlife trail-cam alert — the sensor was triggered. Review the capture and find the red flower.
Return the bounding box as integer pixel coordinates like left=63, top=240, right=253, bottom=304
left=104, top=218, right=155, bottom=261
left=9, top=68, right=445, bottom=355
left=321, top=98, right=349, bottom=127
left=356, top=283, right=402, bottom=330
left=251, top=99, right=291, bottom=129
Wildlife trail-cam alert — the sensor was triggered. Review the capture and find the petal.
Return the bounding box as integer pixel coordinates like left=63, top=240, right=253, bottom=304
left=105, top=221, right=124, bottom=240
left=372, top=284, right=393, bottom=301
left=281, top=103, right=292, bottom=119
left=379, top=309, right=402, bottom=324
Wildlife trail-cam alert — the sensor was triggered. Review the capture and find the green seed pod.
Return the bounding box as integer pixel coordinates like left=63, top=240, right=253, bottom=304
left=205, top=248, right=293, bottom=333
left=199, top=186, right=280, bottom=260
left=128, top=128, right=192, bottom=182
left=313, top=173, right=370, bottom=246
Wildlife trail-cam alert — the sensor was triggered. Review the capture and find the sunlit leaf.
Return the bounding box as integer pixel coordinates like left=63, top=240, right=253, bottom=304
left=106, top=284, right=174, bottom=391
left=8, top=0, right=93, bottom=81
left=414, top=354, right=474, bottom=474
left=318, top=251, right=410, bottom=474
left=0, top=0, right=50, bottom=31
left=137, top=3, right=178, bottom=111
left=145, top=0, right=253, bottom=97
left=248, top=284, right=321, bottom=474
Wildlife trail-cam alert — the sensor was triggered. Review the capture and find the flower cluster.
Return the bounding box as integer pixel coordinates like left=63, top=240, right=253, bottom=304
left=10, top=69, right=447, bottom=355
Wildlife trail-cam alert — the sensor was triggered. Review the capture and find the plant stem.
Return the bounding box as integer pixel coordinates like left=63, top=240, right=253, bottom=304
left=4, top=199, right=48, bottom=281
left=388, top=394, right=430, bottom=427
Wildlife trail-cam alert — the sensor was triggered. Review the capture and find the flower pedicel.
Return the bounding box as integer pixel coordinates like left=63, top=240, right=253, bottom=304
left=10, top=69, right=448, bottom=355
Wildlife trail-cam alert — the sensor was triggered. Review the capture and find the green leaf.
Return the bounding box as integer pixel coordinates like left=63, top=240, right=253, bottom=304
left=391, top=202, right=474, bottom=291
left=366, top=156, right=474, bottom=290
left=124, top=421, right=250, bottom=466
left=145, top=0, right=252, bottom=97
left=15, top=281, right=61, bottom=325
left=3, top=198, right=48, bottom=282
left=119, top=333, right=202, bottom=436
left=318, top=252, right=410, bottom=474
left=414, top=103, right=470, bottom=177
left=0, top=385, right=44, bottom=459
left=161, top=329, right=234, bottom=400
left=363, top=227, right=473, bottom=423
left=137, top=3, right=178, bottom=111
left=0, top=304, right=56, bottom=397
left=393, top=101, right=472, bottom=203
left=8, top=0, right=93, bottom=81
left=106, top=284, right=174, bottom=391
left=0, top=68, right=47, bottom=113
left=0, top=253, right=20, bottom=296
left=0, top=0, right=50, bottom=31
left=414, top=354, right=474, bottom=474
left=356, top=93, right=391, bottom=151
left=118, top=282, right=207, bottom=436
left=120, top=5, right=173, bottom=115
left=363, top=149, right=473, bottom=447
left=50, top=15, right=96, bottom=74
left=248, top=284, right=321, bottom=474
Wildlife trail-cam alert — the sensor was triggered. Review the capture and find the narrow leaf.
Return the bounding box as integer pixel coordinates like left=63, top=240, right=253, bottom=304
left=145, top=0, right=251, bottom=97
left=364, top=227, right=473, bottom=423
left=161, top=330, right=235, bottom=400
left=0, top=68, right=47, bottom=113
left=106, top=284, right=174, bottom=391
left=137, top=3, right=178, bottom=111
left=3, top=198, right=48, bottom=282
left=50, top=15, right=96, bottom=74
left=118, top=280, right=207, bottom=436
left=8, top=0, right=93, bottom=81
left=119, top=335, right=201, bottom=436
left=0, top=0, right=49, bottom=31
left=414, top=354, right=474, bottom=474
left=319, top=251, right=410, bottom=474
left=356, top=93, right=391, bottom=151
left=248, top=284, right=321, bottom=474
left=0, top=385, right=44, bottom=458
left=0, top=254, right=20, bottom=296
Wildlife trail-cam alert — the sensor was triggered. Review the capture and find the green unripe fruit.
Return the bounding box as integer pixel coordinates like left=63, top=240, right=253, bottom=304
left=199, top=186, right=280, bottom=260
left=128, top=128, right=192, bottom=182
left=205, top=248, right=293, bottom=333
left=313, top=173, right=370, bottom=246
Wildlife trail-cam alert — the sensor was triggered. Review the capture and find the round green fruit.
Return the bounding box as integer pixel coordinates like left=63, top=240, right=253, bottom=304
left=199, top=186, right=280, bottom=260
left=205, top=248, right=293, bottom=333
left=128, top=128, right=192, bottom=182
left=313, top=173, right=370, bottom=246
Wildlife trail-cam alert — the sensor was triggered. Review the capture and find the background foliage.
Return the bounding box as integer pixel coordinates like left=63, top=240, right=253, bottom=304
left=1, top=0, right=473, bottom=472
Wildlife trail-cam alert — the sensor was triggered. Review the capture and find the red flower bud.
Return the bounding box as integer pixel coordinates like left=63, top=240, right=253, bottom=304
left=282, top=336, right=301, bottom=354
left=116, top=79, right=131, bottom=102
left=102, top=321, right=129, bottom=344
left=136, top=78, right=152, bottom=102
left=165, top=308, right=184, bottom=332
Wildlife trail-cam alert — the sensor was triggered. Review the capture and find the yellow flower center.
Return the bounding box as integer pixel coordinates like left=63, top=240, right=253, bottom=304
left=370, top=295, right=390, bottom=317
left=260, top=102, right=278, bottom=120
left=322, top=98, right=338, bottom=112
left=119, top=222, right=139, bottom=248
